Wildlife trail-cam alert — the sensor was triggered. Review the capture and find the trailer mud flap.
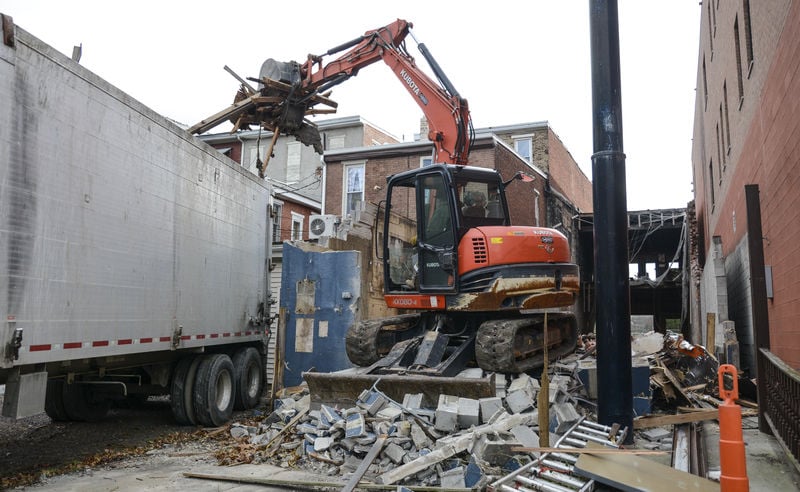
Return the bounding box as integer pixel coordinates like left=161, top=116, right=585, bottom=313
left=302, top=371, right=496, bottom=410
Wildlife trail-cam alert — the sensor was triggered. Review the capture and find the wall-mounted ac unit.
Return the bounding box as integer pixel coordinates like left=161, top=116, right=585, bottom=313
left=308, top=214, right=337, bottom=239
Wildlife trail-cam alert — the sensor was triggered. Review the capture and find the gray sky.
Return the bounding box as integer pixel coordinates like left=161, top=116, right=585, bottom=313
left=1, top=1, right=700, bottom=211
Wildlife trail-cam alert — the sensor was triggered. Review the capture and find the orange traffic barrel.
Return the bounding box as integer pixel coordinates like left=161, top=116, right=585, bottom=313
left=718, top=364, right=749, bottom=491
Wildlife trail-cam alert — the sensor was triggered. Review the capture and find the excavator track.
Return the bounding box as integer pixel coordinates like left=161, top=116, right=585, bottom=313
left=345, top=313, right=422, bottom=366
left=475, top=313, right=578, bottom=373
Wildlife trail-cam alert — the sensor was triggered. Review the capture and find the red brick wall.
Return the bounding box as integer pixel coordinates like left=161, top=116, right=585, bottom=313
left=275, top=200, right=316, bottom=242
left=362, top=122, right=400, bottom=146
left=697, top=0, right=800, bottom=367
left=547, top=130, right=593, bottom=213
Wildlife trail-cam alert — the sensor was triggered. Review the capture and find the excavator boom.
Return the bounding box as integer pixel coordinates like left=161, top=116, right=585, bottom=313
left=190, top=19, right=472, bottom=165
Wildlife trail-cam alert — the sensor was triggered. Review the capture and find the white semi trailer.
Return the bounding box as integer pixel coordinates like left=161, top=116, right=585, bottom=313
left=0, top=15, right=273, bottom=426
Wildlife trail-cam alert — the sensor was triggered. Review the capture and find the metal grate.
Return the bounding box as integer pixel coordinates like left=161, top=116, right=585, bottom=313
left=472, top=237, right=488, bottom=263
left=488, top=416, right=628, bottom=492
left=760, top=348, right=800, bottom=468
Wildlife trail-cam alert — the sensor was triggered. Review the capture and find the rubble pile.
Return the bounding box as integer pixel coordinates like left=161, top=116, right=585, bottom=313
left=217, top=370, right=593, bottom=488
left=211, top=331, right=754, bottom=488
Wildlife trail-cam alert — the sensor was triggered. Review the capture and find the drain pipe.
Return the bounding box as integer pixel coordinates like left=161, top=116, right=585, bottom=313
left=589, top=0, right=633, bottom=443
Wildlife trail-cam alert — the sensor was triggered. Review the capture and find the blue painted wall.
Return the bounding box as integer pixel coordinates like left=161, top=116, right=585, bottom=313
left=280, top=242, right=361, bottom=387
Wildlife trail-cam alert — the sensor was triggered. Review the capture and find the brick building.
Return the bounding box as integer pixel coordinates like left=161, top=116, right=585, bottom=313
left=691, top=0, right=800, bottom=370
left=199, top=116, right=398, bottom=243
left=323, top=121, right=592, bottom=250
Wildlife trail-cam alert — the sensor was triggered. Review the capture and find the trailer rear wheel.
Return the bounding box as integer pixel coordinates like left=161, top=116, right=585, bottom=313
left=44, top=379, right=69, bottom=422
left=232, top=347, right=263, bottom=410
left=170, top=355, right=202, bottom=425
left=61, top=382, right=110, bottom=422
left=193, top=354, right=235, bottom=427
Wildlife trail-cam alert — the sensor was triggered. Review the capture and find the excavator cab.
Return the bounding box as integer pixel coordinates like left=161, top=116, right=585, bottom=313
left=384, top=165, right=508, bottom=296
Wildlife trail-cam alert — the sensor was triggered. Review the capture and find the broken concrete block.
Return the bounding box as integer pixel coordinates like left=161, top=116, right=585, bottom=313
left=457, top=397, right=480, bottom=429
left=479, top=397, right=503, bottom=424
left=553, top=402, right=581, bottom=433
left=439, top=466, right=466, bottom=488
left=320, top=405, right=343, bottom=427
left=631, top=331, right=665, bottom=356
left=383, top=442, right=406, bottom=464
left=314, top=436, right=334, bottom=452
left=402, top=393, right=424, bottom=410
left=229, top=424, right=251, bottom=439
left=355, top=432, right=377, bottom=445
left=376, top=405, right=403, bottom=422
left=435, top=394, right=459, bottom=432
left=410, top=422, right=432, bottom=449
left=505, top=387, right=535, bottom=414
left=510, top=424, right=540, bottom=449
left=345, top=412, right=366, bottom=438
left=506, top=374, right=539, bottom=413
left=357, top=389, right=388, bottom=415
left=577, top=358, right=598, bottom=398
left=471, top=433, right=518, bottom=465
left=394, top=420, right=411, bottom=438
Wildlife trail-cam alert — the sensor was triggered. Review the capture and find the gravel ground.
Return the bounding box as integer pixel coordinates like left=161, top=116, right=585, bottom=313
left=0, top=392, right=254, bottom=489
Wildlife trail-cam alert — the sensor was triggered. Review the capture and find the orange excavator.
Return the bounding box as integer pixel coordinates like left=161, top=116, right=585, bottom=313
left=192, top=19, right=579, bottom=403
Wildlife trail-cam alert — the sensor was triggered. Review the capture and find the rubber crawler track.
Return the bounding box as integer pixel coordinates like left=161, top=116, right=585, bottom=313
left=345, top=313, right=421, bottom=366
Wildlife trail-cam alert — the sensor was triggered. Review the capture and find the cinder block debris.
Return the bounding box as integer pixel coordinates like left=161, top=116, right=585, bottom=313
left=435, top=395, right=459, bottom=432
left=358, top=389, right=388, bottom=415
left=479, top=396, right=503, bottom=424
left=510, top=424, right=540, bottom=449
left=457, top=397, right=480, bottom=429
left=471, top=432, right=518, bottom=465
left=345, top=411, right=366, bottom=438
left=402, top=393, right=424, bottom=410
left=410, top=422, right=432, bottom=449
left=552, top=402, right=581, bottom=433
left=383, top=442, right=407, bottom=464
left=440, top=466, right=466, bottom=488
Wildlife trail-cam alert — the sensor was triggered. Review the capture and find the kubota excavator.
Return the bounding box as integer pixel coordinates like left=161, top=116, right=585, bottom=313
left=191, top=19, right=580, bottom=405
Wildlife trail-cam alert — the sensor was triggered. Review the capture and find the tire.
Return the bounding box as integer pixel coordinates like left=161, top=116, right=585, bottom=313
left=193, top=354, right=235, bottom=427
left=170, top=355, right=202, bottom=425
left=44, top=379, right=69, bottom=422
left=61, top=382, right=110, bottom=422
left=232, top=347, right=263, bottom=410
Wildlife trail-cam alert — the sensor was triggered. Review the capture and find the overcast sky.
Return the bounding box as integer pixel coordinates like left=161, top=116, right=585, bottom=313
left=2, top=1, right=701, bottom=211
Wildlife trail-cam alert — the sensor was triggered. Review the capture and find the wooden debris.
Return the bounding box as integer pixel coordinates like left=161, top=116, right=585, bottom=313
left=634, top=408, right=759, bottom=429
left=341, top=435, right=387, bottom=492
left=510, top=446, right=666, bottom=455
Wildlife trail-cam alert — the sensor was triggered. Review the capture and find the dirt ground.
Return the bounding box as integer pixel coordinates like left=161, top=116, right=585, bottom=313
left=0, top=395, right=256, bottom=489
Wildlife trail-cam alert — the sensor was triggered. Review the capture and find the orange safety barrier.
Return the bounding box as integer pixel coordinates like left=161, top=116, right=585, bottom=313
left=718, top=364, right=750, bottom=491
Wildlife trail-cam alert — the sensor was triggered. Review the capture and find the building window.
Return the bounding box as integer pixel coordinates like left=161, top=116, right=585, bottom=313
left=327, top=134, right=345, bottom=150
left=344, top=163, right=365, bottom=217
left=513, top=136, right=533, bottom=162
left=534, top=190, right=541, bottom=227
left=709, top=159, right=715, bottom=208
left=716, top=122, right=723, bottom=181
left=291, top=212, right=304, bottom=241
left=702, top=57, right=708, bottom=111
left=723, top=81, right=731, bottom=155
left=743, top=0, right=754, bottom=75
left=287, top=141, right=301, bottom=183
left=420, top=156, right=433, bottom=167
left=718, top=105, right=726, bottom=169
left=707, top=2, right=714, bottom=58
left=272, top=201, right=283, bottom=243
left=734, top=16, right=744, bottom=108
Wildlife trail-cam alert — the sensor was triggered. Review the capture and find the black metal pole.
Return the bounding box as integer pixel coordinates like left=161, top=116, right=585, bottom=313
left=589, top=0, right=633, bottom=442
left=745, top=184, right=771, bottom=433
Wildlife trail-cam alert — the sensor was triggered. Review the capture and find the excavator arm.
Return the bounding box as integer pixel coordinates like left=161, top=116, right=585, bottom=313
left=189, top=19, right=472, bottom=166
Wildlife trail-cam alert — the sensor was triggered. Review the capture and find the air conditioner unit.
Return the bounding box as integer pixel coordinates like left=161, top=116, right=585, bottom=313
left=308, top=214, right=337, bottom=240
